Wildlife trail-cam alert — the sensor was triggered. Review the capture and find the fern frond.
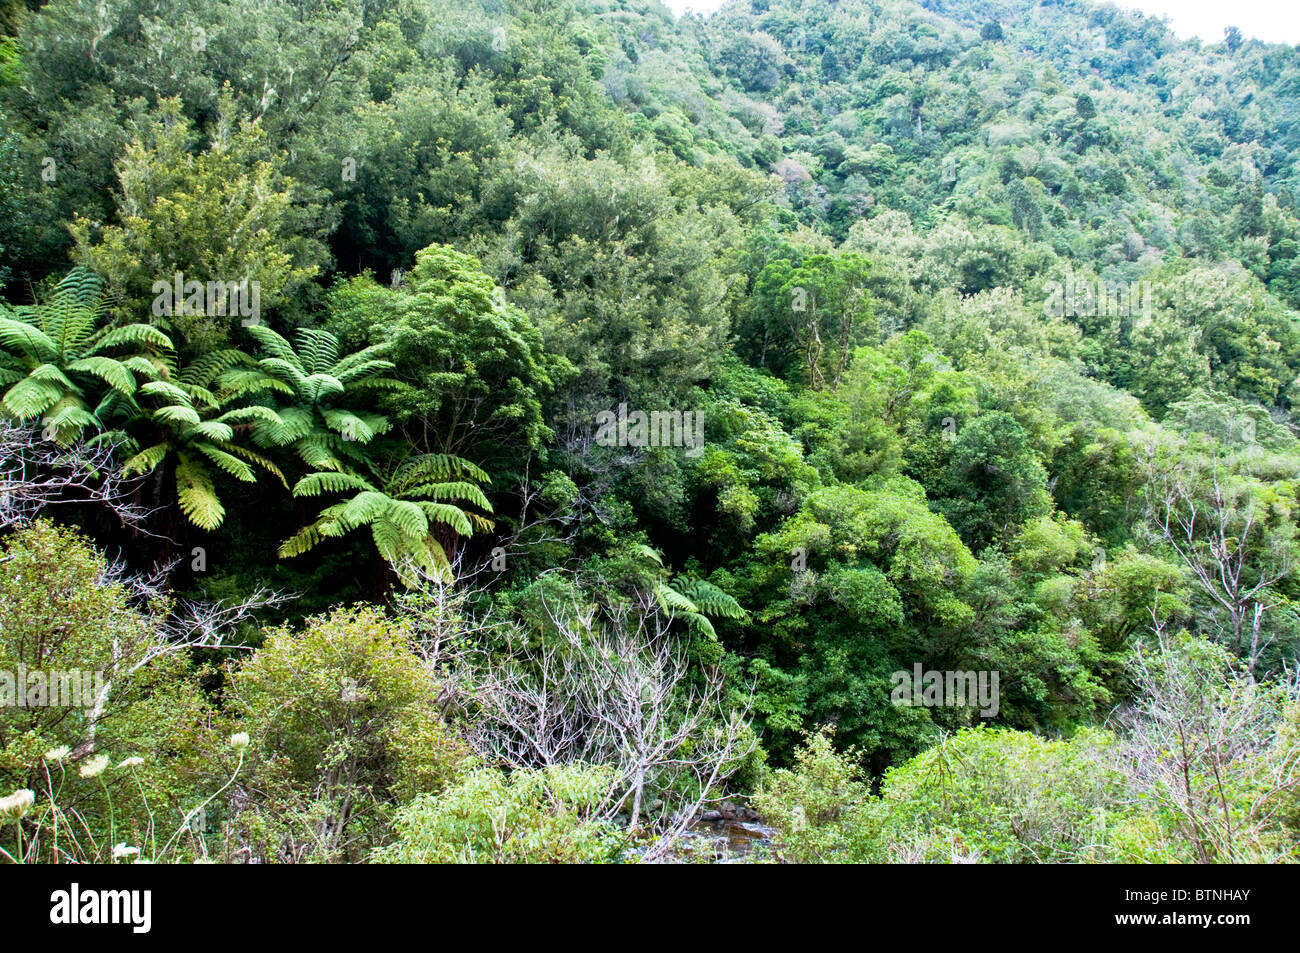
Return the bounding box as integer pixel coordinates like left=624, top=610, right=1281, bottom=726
left=66, top=356, right=136, bottom=395
left=2, top=376, right=67, bottom=418
left=91, top=323, right=173, bottom=353
left=152, top=403, right=202, bottom=427
left=140, top=380, right=193, bottom=406
left=291, top=471, right=375, bottom=497
left=413, top=501, right=472, bottom=537
left=279, top=522, right=325, bottom=558
left=247, top=325, right=301, bottom=366
left=675, top=578, right=749, bottom=620
left=174, top=453, right=224, bottom=529
left=194, top=441, right=256, bottom=482
left=402, top=480, right=492, bottom=511
left=634, top=543, right=664, bottom=566
left=302, top=372, right=345, bottom=403
left=121, top=443, right=170, bottom=477
left=654, top=582, right=699, bottom=616
left=0, top=317, right=58, bottom=362
left=334, top=490, right=393, bottom=531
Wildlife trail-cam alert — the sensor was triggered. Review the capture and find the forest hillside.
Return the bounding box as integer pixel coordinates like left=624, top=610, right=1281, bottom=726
left=2, top=0, right=1300, bottom=865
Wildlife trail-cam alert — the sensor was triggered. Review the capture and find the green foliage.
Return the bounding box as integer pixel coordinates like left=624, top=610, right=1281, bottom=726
left=245, top=323, right=397, bottom=472
left=376, top=763, right=625, bottom=864
left=4, top=0, right=1300, bottom=866
left=281, top=450, right=493, bottom=586
left=0, top=268, right=169, bottom=443
left=226, top=606, right=473, bottom=863
left=70, top=97, right=327, bottom=355
left=0, top=522, right=220, bottom=861
left=749, top=252, right=875, bottom=390
left=325, top=244, right=564, bottom=469
left=117, top=345, right=287, bottom=531
left=753, top=729, right=875, bottom=863
left=877, top=726, right=1125, bottom=863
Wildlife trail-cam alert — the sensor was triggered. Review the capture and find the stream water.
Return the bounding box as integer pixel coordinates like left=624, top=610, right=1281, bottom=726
left=679, top=807, right=777, bottom=862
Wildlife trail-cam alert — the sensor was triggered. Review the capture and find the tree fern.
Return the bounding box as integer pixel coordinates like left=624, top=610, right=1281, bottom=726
left=114, top=344, right=286, bottom=530
left=0, top=268, right=171, bottom=443
left=280, top=446, right=494, bottom=587
left=635, top=545, right=749, bottom=639
left=245, top=325, right=399, bottom=473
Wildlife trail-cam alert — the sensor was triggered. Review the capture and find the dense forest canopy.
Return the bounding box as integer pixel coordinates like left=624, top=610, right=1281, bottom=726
left=2, top=0, right=1300, bottom=864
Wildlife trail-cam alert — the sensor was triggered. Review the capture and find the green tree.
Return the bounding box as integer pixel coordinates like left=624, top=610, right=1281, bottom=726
left=934, top=412, right=1052, bottom=554
left=325, top=245, right=562, bottom=468
left=226, top=606, right=473, bottom=863
left=71, top=98, right=327, bottom=357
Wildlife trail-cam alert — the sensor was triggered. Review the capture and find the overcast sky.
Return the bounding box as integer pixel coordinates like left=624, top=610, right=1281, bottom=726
left=663, top=0, right=1300, bottom=46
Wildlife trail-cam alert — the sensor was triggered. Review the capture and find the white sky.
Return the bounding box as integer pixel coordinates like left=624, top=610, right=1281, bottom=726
left=663, top=0, right=1300, bottom=46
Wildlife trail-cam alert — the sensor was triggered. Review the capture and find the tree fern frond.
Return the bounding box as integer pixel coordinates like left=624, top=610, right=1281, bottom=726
left=121, top=443, right=170, bottom=477
left=654, top=582, right=699, bottom=616
left=393, top=452, right=491, bottom=488
left=385, top=498, right=431, bottom=539
left=674, top=578, right=749, bottom=620
left=140, top=380, right=193, bottom=406
left=91, top=323, right=173, bottom=353
left=413, top=501, right=471, bottom=537
left=302, top=372, right=345, bottom=403
left=194, top=441, right=256, bottom=482
left=290, top=327, right=337, bottom=373
left=152, top=403, right=202, bottom=427
left=175, top=453, right=224, bottom=529
left=334, top=490, right=394, bottom=531
left=2, top=376, right=66, bottom=418
left=279, top=522, right=325, bottom=558
left=401, top=479, right=492, bottom=511
left=0, top=317, right=58, bottom=362
left=291, top=471, right=375, bottom=497
left=190, top=420, right=236, bottom=443
left=66, top=356, right=136, bottom=395
left=246, top=325, right=300, bottom=366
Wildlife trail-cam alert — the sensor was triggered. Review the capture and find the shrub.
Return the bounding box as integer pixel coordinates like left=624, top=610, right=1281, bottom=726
left=753, top=729, right=875, bottom=863
left=876, top=726, right=1124, bottom=863
left=0, top=521, right=220, bottom=863
left=225, top=606, right=472, bottom=862
left=375, top=763, right=625, bottom=864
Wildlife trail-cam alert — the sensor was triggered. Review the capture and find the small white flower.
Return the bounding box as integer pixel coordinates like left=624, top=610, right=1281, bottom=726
left=44, top=745, right=72, bottom=764
left=118, top=756, right=145, bottom=769
left=112, top=843, right=140, bottom=861
left=79, top=754, right=110, bottom=778
left=0, top=788, right=35, bottom=821
left=229, top=732, right=250, bottom=751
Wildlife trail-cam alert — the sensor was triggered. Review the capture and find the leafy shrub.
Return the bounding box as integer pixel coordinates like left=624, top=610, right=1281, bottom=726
left=876, top=726, right=1124, bottom=863
left=225, top=606, right=472, bottom=862
left=376, top=763, right=625, bottom=864
left=753, top=730, right=875, bottom=863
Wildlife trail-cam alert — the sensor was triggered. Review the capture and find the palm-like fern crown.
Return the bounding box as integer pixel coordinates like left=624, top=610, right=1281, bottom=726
left=120, top=346, right=287, bottom=530
left=244, top=324, right=397, bottom=470
left=0, top=267, right=172, bottom=443
left=281, top=449, right=494, bottom=586
left=634, top=544, right=749, bottom=640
